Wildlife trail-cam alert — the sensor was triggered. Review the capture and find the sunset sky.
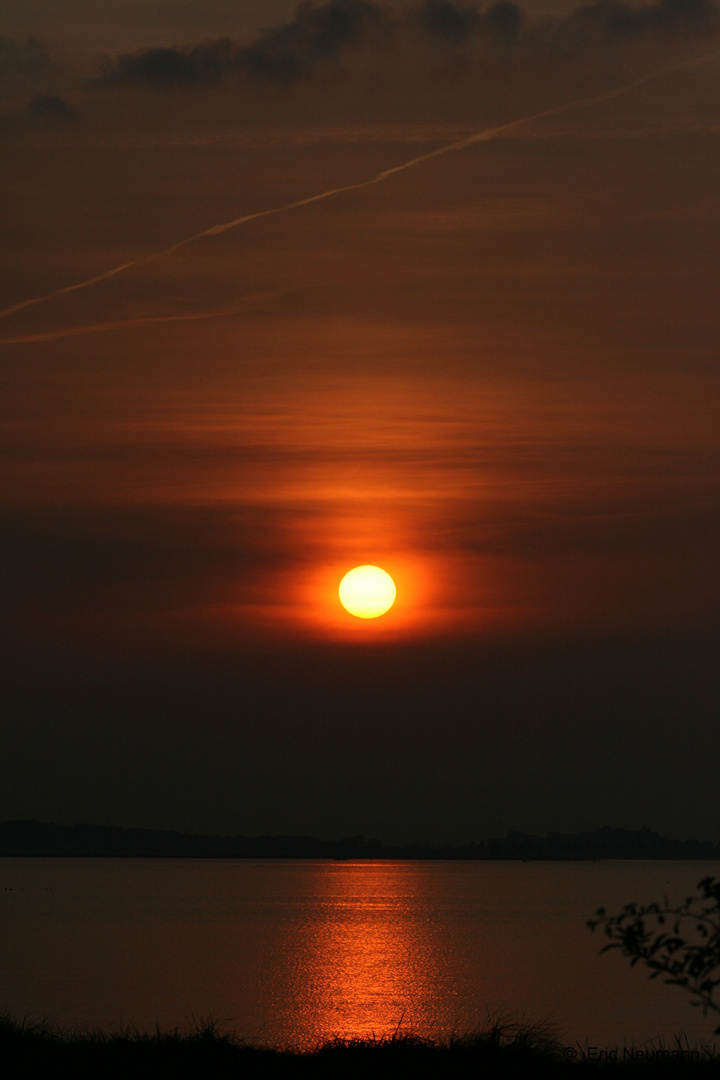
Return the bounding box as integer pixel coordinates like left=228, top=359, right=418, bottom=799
left=2, top=0, right=719, bottom=843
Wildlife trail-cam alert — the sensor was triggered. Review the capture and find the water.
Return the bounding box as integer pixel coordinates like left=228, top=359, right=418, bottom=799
left=1, top=858, right=718, bottom=1049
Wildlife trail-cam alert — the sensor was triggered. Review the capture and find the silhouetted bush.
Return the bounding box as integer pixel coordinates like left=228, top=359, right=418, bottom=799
left=589, top=876, right=720, bottom=1034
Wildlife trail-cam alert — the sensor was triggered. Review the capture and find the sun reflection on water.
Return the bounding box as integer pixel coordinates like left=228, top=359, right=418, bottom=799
left=282, top=861, right=456, bottom=1046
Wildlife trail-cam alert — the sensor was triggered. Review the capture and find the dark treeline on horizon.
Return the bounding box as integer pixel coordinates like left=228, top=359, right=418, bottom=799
left=1, top=821, right=719, bottom=860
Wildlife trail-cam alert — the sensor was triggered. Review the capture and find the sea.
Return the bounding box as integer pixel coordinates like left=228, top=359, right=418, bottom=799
left=1, top=858, right=718, bottom=1051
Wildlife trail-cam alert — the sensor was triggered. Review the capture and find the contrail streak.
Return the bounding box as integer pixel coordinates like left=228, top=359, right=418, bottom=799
left=0, top=289, right=299, bottom=345
left=2, top=45, right=719, bottom=324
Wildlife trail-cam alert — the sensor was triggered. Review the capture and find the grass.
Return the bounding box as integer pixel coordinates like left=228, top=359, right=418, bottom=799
left=1, top=1012, right=719, bottom=1078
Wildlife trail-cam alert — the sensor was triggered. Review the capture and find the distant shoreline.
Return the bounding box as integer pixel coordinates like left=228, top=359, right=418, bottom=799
left=1, top=820, right=719, bottom=861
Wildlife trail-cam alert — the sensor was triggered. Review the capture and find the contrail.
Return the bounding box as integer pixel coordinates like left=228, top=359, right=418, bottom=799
left=0, top=289, right=299, bottom=345
left=2, top=45, right=719, bottom=324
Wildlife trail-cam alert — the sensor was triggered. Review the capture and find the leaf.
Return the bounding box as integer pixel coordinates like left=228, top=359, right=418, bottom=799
left=588, top=878, right=720, bottom=1031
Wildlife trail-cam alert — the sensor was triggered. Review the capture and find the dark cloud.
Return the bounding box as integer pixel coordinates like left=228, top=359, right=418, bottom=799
left=413, top=0, right=482, bottom=42
left=536, top=0, right=720, bottom=56
left=244, top=0, right=390, bottom=65
left=565, top=0, right=720, bottom=38
left=100, top=0, right=390, bottom=89
left=100, top=39, right=236, bottom=88
left=483, top=2, right=527, bottom=41
left=412, top=0, right=526, bottom=46
left=27, top=94, right=75, bottom=123
left=94, top=0, right=720, bottom=91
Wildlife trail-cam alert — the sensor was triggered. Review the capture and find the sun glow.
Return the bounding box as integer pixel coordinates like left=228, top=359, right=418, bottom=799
left=339, top=565, right=396, bottom=619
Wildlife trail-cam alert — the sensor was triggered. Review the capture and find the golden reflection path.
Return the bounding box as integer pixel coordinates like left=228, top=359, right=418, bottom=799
left=283, top=861, right=460, bottom=1045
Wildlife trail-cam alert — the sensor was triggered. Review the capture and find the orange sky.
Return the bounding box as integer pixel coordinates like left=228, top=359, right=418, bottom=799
left=1, top=0, right=719, bottom=840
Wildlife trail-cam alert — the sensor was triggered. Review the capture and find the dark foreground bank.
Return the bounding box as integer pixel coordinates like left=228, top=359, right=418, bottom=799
left=1, top=1016, right=718, bottom=1079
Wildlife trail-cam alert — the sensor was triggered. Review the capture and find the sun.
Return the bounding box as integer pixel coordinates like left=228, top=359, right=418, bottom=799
left=339, top=565, right=396, bottom=619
